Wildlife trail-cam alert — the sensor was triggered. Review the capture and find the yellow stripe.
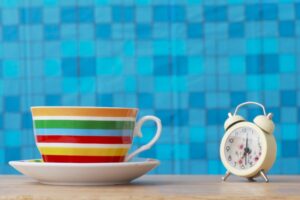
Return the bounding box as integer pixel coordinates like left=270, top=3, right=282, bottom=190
left=38, top=147, right=129, bottom=156
left=31, top=107, right=137, bottom=117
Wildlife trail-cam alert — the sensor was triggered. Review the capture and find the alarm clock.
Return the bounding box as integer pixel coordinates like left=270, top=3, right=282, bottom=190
left=220, top=101, right=276, bottom=182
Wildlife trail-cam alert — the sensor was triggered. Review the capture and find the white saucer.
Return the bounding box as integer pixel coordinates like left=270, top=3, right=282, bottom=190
left=9, top=158, right=159, bottom=186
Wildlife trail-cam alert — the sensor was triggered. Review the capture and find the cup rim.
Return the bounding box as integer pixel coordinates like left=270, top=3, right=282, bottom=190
left=30, top=106, right=139, bottom=111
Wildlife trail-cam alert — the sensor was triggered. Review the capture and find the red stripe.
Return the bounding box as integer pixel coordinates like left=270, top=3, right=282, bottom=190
left=42, top=155, right=125, bottom=163
left=36, top=135, right=132, bottom=144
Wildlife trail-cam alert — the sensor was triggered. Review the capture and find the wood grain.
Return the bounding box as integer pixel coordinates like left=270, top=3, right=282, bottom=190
left=0, top=175, right=299, bottom=200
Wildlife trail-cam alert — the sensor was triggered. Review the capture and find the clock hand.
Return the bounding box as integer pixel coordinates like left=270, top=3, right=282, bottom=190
left=245, top=133, right=249, bottom=165
left=239, top=154, right=244, bottom=167
left=246, top=134, right=248, bottom=149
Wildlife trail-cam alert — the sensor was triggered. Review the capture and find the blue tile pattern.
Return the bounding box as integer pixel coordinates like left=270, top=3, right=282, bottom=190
left=0, top=0, right=299, bottom=174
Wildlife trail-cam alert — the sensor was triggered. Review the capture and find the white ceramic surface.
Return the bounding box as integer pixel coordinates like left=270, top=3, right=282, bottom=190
left=9, top=158, right=159, bottom=186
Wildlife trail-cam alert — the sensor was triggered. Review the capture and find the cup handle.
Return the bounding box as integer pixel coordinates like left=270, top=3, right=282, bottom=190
left=125, top=115, right=162, bottom=162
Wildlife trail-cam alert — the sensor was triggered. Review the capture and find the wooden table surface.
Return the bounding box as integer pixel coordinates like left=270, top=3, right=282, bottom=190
left=0, top=175, right=299, bottom=200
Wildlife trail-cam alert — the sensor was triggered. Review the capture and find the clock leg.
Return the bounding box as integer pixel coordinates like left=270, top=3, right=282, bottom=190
left=222, top=171, right=231, bottom=181
left=247, top=177, right=256, bottom=182
left=259, top=170, right=269, bottom=183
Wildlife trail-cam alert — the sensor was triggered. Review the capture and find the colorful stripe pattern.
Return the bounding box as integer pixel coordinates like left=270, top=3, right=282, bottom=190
left=34, top=120, right=135, bottom=129
left=36, top=135, right=132, bottom=144
left=31, top=107, right=137, bottom=163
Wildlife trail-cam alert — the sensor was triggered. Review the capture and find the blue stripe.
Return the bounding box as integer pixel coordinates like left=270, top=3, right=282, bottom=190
left=34, top=129, right=133, bottom=136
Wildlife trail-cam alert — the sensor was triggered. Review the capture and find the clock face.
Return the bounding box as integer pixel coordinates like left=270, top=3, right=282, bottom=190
left=224, top=126, right=263, bottom=170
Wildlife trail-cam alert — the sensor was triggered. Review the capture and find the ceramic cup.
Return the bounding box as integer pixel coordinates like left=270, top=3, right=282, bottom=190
left=31, top=107, right=162, bottom=163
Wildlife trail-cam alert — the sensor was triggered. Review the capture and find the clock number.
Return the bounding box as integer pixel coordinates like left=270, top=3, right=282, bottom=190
left=228, top=155, right=232, bottom=161
left=229, top=138, right=234, bottom=143
left=226, top=146, right=230, bottom=152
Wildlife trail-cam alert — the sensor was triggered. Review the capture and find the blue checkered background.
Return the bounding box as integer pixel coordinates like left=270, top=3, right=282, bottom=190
left=0, top=0, right=299, bottom=174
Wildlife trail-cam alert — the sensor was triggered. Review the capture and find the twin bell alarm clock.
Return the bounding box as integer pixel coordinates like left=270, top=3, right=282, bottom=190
left=220, top=101, right=276, bottom=182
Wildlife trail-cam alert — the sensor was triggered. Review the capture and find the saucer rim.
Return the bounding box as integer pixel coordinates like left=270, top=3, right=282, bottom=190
left=9, top=158, right=160, bottom=167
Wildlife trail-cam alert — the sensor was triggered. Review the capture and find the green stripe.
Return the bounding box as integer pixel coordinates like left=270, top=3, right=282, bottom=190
left=34, top=120, right=135, bottom=130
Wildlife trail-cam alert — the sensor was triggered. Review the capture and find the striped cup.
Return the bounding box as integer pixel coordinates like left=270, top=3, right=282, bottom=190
left=31, top=107, right=162, bottom=163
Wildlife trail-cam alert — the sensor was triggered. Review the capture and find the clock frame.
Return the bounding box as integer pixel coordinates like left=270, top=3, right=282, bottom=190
left=220, top=121, right=276, bottom=178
